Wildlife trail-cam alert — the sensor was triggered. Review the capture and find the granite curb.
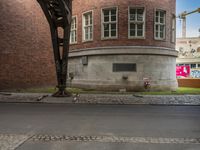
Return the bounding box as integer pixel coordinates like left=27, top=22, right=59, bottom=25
left=0, top=93, right=200, bottom=105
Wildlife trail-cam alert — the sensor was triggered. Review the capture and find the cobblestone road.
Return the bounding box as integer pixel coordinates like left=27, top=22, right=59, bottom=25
left=0, top=134, right=200, bottom=150
left=0, top=93, right=200, bottom=105
left=32, top=134, right=200, bottom=144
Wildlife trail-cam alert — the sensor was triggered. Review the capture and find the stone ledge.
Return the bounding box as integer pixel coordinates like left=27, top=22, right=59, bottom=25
left=69, top=46, right=178, bottom=57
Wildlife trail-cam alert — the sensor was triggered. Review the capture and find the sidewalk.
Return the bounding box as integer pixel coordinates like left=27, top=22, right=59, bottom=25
left=0, top=92, right=200, bottom=105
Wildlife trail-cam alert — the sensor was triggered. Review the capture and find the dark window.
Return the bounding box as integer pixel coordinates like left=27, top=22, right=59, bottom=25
left=113, top=63, right=136, bottom=72
left=191, top=64, right=196, bottom=68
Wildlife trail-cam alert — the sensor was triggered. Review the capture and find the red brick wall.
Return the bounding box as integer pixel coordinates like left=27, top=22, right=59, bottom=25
left=70, top=0, right=176, bottom=50
left=0, top=0, right=56, bottom=90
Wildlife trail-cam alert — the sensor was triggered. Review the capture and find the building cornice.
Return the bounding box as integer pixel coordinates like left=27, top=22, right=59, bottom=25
left=69, top=46, right=178, bottom=57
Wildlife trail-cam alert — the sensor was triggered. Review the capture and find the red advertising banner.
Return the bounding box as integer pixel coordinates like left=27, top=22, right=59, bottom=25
left=176, top=66, right=190, bottom=78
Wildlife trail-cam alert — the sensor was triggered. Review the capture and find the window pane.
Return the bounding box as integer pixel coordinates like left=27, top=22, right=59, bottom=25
left=85, top=28, right=88, bottom=40
left=104, top=30, right=109, bottom=37
left=85, top=33, right=88, bottom=40
left=70, top=17, right=77, bottom=43
left=137, top=24, right=143, bottom=30
left=111, top=15, right=116, bottom=21
left=111, top=23, right=116, bottom=30
left=160, top=17, right=164, bottom=24
left=85, top=27, right=88, bottom=35
left=111, top=30, right=116, bottom=37
left=85, top=15, right=88, bottom=25
left=130, top=23, right=135, bottom=30
left=71, top=18, right=76, bottom=30
left=89, top=27, right=92, bottom=39
left=137, top=30, right=143, bottom=36
left=160, top=25, right=165, bottom=38
left=104, top=10, right=109, bottom=16
left=130, top=30, right=136, bottom=36
left=137, top=14, right=143, bottom=21
left=156, top=11, right=159, bottom=17
left=90, top=15, right=92, bottom=24
left=160, top=31, right=163, bottom=38
left=137, top=9, right=144, bottom=21
left=160, top=11, right=165, bottom=18
left=172, top=18, right=175, bottom=28
left=160, top=25, right=164, bottom=32
left=191, top=64, right=196, bottom=68
left=156, top=25, right=159, bottom=31
left=137, top=9, right=144, bottom=15
left=156, top=32, right=159, bottom=38
left=74, top=31, right=77, bottom=41
left=104, top=24, right=109, bottom=30
left=111, top=9, right=116, bottom=15
left=156, top=16, right=159, bottom=23
left=130, top=9, right=136, bottom=14
left=137, top=24, right=143, bottom=36
left=74, top=20, right=76, bottom=29
left=71, top=22, right=74, bottom=29
left=104, top=16, right=109, bottom=22
left=130, top=9, right=136, bottom=21
left=130, top=14, right=136, bottom=21
left=70, top=32, right=74, bottom=42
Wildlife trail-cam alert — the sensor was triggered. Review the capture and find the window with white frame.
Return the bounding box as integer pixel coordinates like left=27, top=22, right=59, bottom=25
left=102, top=7, right=117, bottom=39
left=70, top=16, right=77, bottom=44
left=171, top=14, right=176, bottom=43
left=83, top=11, right=93, bottom=41
left=129, top=7, right=145, bottom=38
left=155, top=10, right=166, bottom=40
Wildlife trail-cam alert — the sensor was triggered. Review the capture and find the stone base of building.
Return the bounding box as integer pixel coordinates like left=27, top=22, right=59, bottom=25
left=69, top=80, right=178, bottom=92
left=68, top=46, right=178, bottom=92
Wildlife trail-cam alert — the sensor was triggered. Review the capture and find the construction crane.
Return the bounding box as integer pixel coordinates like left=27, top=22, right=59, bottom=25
left=178, top=8, right=200, bottom=38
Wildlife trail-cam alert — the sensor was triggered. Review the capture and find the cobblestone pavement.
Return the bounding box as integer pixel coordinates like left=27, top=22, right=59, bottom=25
left=32, top=134, right=200, bottom=145
left=0, top=134, right=200, bottom=150
left=0, top=134, right=30, bottom=150
left=0, top=93, right=200, bottom=105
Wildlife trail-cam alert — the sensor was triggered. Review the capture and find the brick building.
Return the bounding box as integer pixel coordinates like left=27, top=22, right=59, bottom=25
left=68, top=0, right=178, bottom=91
left=0, top=0, right=178, bottom=91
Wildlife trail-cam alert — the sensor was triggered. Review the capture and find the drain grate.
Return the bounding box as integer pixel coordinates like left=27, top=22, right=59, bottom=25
left=32, top=135, right=200, bottom=144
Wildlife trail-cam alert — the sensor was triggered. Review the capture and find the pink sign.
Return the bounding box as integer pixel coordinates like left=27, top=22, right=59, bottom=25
left=176, top=66, right=190, bottom=77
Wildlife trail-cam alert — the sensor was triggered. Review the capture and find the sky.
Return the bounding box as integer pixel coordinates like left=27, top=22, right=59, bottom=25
left=176, top=0, right=200, bottom=37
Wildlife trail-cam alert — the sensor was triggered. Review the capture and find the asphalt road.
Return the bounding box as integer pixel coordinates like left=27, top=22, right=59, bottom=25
left=0, top=103, right=200, bottom=150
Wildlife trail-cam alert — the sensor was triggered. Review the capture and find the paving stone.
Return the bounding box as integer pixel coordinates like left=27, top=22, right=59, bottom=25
left=0, top=134, right=30, bottom=150
left=0, top=93, right=200, bottom=105
left=31, top=134, right=200, bottom=144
